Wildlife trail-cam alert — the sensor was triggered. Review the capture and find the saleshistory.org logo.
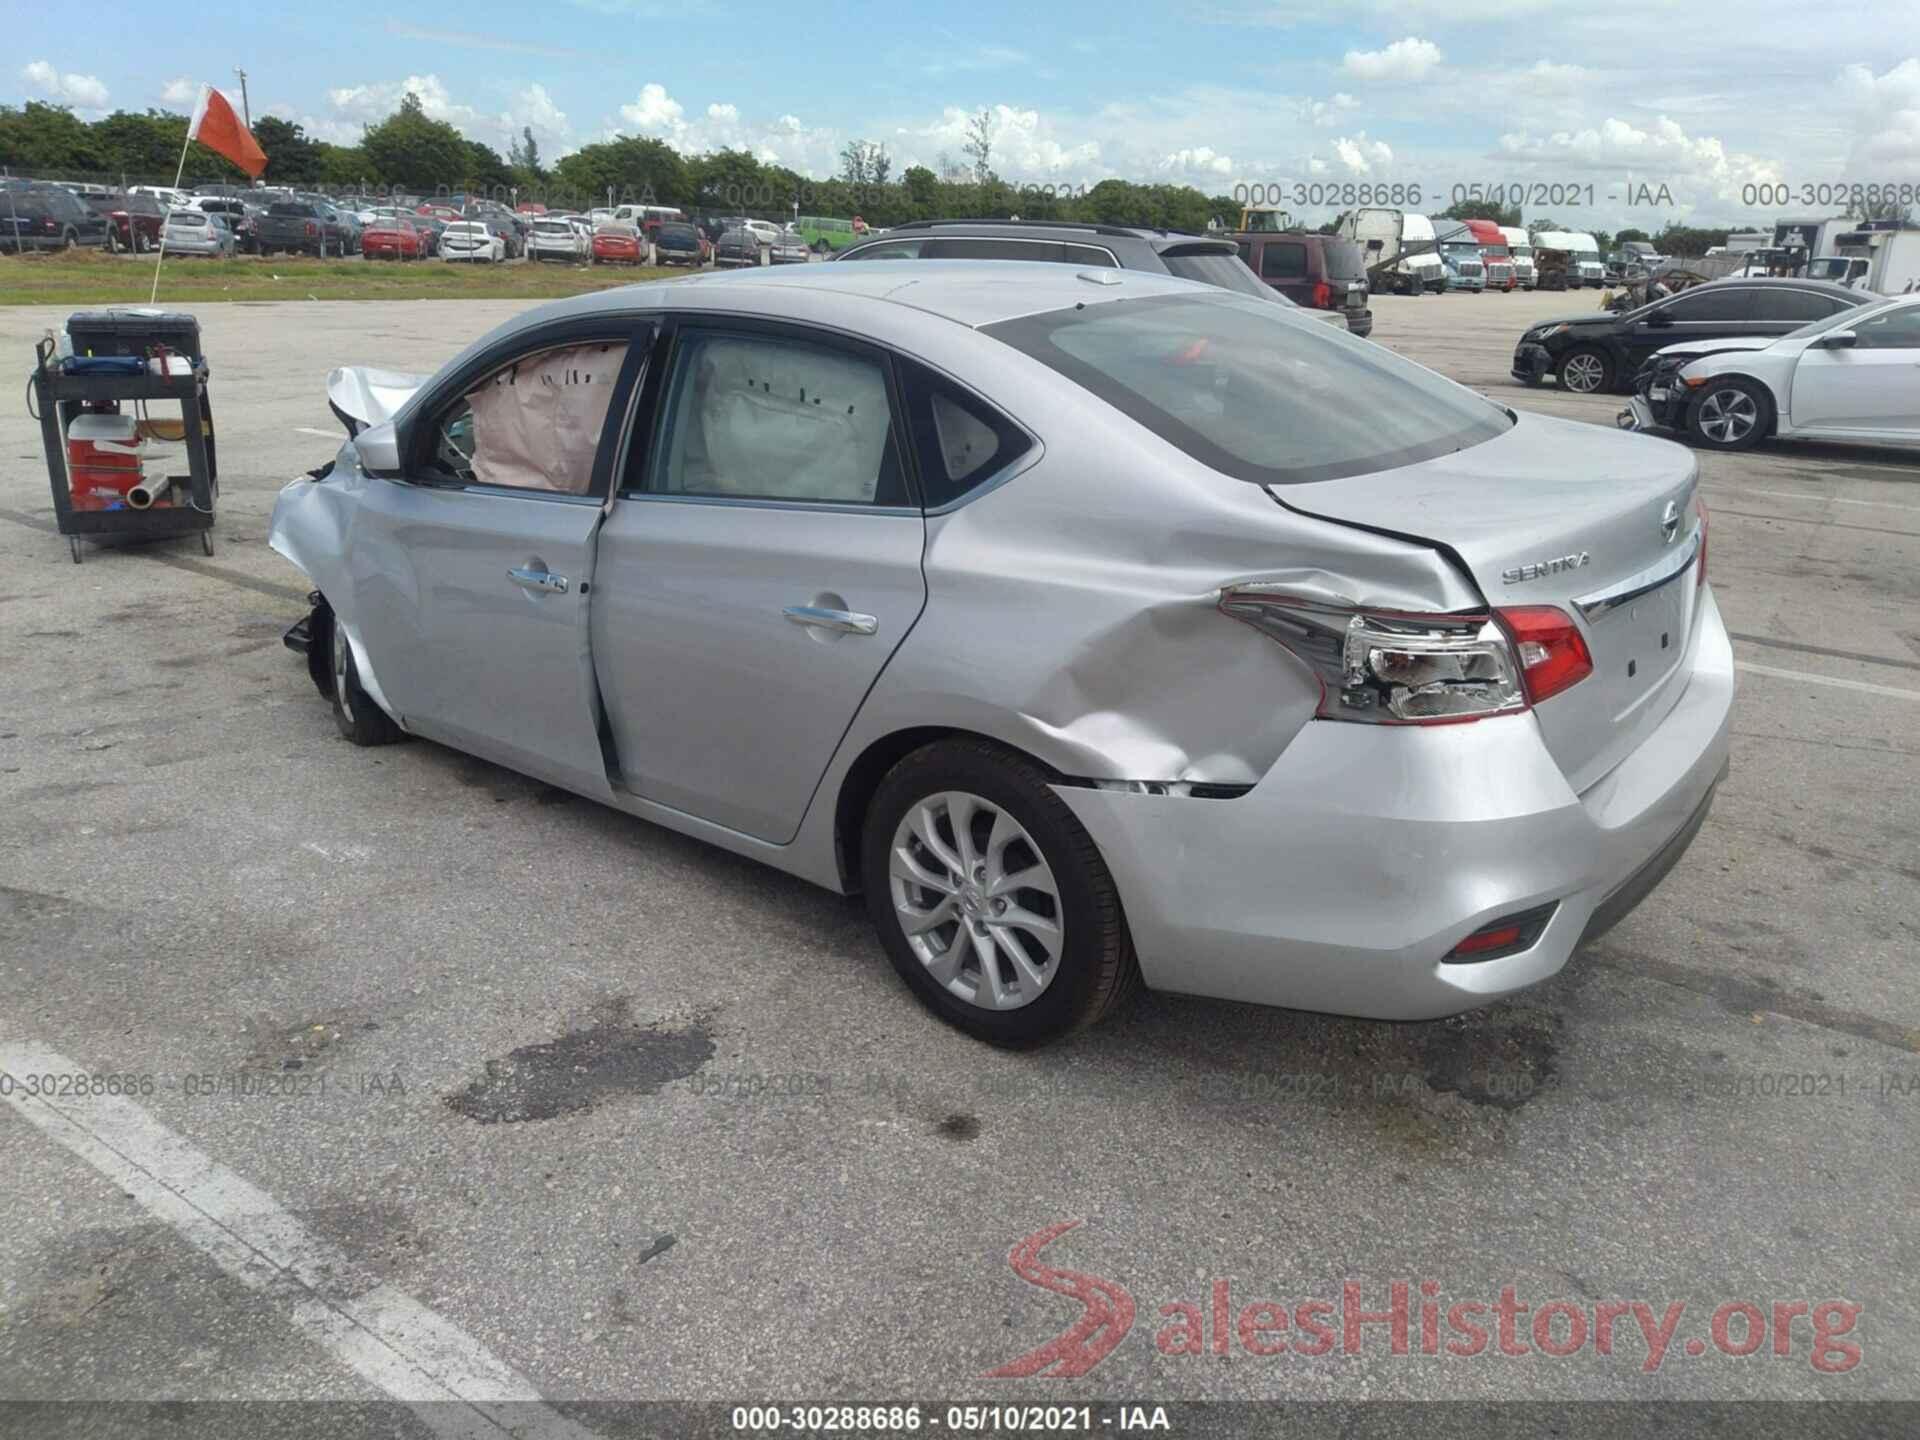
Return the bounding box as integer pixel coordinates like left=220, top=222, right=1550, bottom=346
left=983, top=1222, right=1863, bottom=1377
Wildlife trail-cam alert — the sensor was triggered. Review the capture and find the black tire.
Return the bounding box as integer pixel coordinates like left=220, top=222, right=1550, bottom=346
left=63, top=228, right=79, bottom=250
left=1555, top=344, right=1615, bottom=394
left=1684, top=376, right=1771, bottom=452
left=325, top=611, right=404, bottom=747
left=861, top=738, right=1140, bottom=1047
left=106, top=227, right=123, bottom=255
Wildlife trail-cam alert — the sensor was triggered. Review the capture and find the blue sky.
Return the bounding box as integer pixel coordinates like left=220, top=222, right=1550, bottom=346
left=15, top=1, right=1920, bottom=227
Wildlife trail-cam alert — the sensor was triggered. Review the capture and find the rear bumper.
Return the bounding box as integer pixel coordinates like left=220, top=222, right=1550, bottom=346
left=1056, top=587, right=1734, bottom=1021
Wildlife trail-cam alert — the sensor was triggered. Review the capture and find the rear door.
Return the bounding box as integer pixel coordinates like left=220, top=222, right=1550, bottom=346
left=592, top=318, right=927, bottom=843
left=345, top=323, right=651, bottom=796
left=1789, top=304, right=1920, bottom=434
left=1623, top=286, right=1759, bottom=369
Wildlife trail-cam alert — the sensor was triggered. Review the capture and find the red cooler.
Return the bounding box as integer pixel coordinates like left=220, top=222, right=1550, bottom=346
left=66, top=412, right=147, bottom=510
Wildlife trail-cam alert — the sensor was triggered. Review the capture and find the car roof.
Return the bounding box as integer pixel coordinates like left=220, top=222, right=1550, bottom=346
left=1694, top=276, right=1863, bottom=298
left=504, top=259, right=1210, bottom=334
left=868, top=218, right=1228, bottom=253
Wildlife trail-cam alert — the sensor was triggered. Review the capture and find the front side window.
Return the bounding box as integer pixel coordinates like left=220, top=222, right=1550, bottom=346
left=1662, top=288, right=1754, bottom=322
left=1849, top=305, right=1920, bottom=349
left=430, top=341, right=630, bottom=494
left=986, top=292, right=1509, bottom=487
left=647, top=331, right=906, bottom=506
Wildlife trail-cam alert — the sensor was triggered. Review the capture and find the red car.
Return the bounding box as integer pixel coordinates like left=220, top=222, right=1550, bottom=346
left=362, top=217, right=425, bottom=260
left=591, top=223, right=644, bottom=265
left=101, top=192, right=168, bottom=253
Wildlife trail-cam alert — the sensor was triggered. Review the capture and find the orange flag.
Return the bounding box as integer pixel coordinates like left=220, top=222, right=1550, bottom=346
left=188, top=86, right=267, bottom=178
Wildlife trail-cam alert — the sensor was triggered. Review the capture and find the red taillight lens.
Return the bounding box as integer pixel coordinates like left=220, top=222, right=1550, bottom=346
left=1695, top=499, right=1708, bottom=585
left=1495, top=606, right=1592, bottom=704
left=306, top=221, right=317, bottom=237
left=1312, top=280, right=1332, bottom=308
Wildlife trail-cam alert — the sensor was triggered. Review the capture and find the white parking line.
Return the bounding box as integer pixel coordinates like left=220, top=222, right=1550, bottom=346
left=294, top=426, right=339, bottom=439
left=1735, top=661, right=1920, bottom=701
left=1706, top=485, right=1920, bottom=514
left=0, top=1039, right=600, bottom=1440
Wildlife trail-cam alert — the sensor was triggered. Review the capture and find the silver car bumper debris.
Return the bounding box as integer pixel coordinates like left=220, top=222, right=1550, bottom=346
left=1055, top=587, right=1733, bottom=1020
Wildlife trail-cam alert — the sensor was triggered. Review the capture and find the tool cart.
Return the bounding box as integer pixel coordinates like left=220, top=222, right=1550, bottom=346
left=30, top=311, right=218, bottom=564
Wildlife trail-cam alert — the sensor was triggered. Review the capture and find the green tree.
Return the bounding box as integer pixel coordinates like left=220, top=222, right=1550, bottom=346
left=1440, top=199, right=1520, bottom=227
left=0, top=101, right=106, bottom=173
left=962, top=109, right=994, bottom=185
left=360, top=92, right=470, bottom=190
left=688, top=146, right=768, bottom=212
left=553, top=135, right=688, bottom=209
left=901, top=164, right=938, bottom=218
left=251, top=116, right=324, bottom=183
left=1614, top=226, right=1650, bottom=245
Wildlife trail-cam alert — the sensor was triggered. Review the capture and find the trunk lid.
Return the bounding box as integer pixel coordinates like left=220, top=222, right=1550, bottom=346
left=1273, top=410, right=1703, bottom=792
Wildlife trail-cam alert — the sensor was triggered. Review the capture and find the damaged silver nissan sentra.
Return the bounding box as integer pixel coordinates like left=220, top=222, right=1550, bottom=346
left=271, top=261, right=1732, bottom=1046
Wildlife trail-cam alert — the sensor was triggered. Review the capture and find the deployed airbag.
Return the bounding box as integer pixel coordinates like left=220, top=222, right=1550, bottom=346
left=466, top=342, right=628, bottom=493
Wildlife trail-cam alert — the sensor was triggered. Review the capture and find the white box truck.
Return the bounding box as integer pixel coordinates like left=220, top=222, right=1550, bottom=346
left=1821, top=224, right=1920, bottom=294
left=1338, top=208, right=1444, bottom=294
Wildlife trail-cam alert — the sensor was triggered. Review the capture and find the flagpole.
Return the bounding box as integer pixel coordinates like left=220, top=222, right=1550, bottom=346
left=150, top=88, right=202, bottom=304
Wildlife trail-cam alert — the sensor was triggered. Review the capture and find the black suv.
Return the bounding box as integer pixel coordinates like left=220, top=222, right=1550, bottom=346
left=1511, top=277, right=1868, bottom=394
left=833, top=220, right=1361, bottom=335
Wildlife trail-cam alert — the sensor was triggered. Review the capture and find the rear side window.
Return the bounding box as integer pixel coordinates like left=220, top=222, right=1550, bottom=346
left=843, top=240, right=925, bottom=261
left=1259, top=243, right=1307, bottom=280
left=1750, top=289, right=1845, bottom=322
left=1851, top=305, right=1920, bottom=349
left=920, top=238, right=1117, bottom=266
left=986, top=293, right=1509, bottom=487
left=901, top=364, right=1034, bottom=509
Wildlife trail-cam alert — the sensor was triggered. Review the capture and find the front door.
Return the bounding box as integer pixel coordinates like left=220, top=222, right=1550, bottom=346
left=592, top=320, right=927, bottom=844
left=1790, top=305, right=1920, bottom=434
left=347, top=327, right=649, bottom=796
left=1626, top=286, right=1760, bottom=368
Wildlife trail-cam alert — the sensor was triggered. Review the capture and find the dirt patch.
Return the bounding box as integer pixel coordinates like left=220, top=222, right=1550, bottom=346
left=445, top=999, right=715, bottom=1124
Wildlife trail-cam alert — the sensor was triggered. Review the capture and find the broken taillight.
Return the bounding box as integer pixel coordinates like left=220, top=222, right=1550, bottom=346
left=1220, top=589, right=1594, bottom=724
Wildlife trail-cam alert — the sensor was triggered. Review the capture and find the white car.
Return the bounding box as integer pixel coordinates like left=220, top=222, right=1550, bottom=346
left=160, top=209, right=235, bottom=257
left=526, top=217, right=586, bottom=262
left=440, top=221, right=506, bottom=264
left=1625, top=293, right=1920, bottom=450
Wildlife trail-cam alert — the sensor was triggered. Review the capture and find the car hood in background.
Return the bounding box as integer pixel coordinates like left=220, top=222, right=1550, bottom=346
left=1653, top=336, right=1779, bottom=358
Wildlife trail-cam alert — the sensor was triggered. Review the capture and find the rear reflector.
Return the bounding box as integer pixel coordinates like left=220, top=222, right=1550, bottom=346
left=1494, top=606, right=1592, bottom=705
left=1444, top=903, right=1558, bottom=963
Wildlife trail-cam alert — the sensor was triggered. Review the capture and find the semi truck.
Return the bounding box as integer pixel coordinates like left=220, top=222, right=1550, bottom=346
left=1498, top=224, right=1537, bottom=288
left=1434, top=223, right=1487, bottom=291
left=1337, top=208, right=1445, bottom=294
left=1534, top=229, right=1604, bottom=287
left=1462, top=218, right=1516, bottom=290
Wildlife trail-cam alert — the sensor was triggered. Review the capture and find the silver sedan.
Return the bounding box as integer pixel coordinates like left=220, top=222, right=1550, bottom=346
left=271, top=263, right=1731, bottom=1046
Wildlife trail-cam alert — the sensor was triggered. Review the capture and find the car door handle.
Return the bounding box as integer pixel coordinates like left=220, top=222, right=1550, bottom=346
left=508, top=566, right=569, bottom=594
left=783, top=605, right=877, bottom=635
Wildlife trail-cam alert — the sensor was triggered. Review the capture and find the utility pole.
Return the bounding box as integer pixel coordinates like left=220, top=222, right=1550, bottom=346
left=233, top=68, right=251, bottom=128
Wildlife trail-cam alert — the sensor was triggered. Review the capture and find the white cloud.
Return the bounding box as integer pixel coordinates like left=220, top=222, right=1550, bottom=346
left=1157, top=145, right=1236, bottom=181
left=159, top=78, right=198, bottom=107
left=1328, top=132, right=1394, bottom=175
left=1303, top=93, right=1359, bottom=126
left=326, top=73, right=573, bottom=158
left=706, top=102, right=739, bottom=123
left=618, top=82, right=686, bottom=135
left=21, top=59, right=109, bottom=110
left=1341, top=38, right=1443, bottom=83
left=1838, top=59, right=1920, bottom=178
left=900, top=103, right=1103, bottom=177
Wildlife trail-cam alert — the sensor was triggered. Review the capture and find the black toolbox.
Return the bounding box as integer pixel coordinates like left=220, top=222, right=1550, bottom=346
left=65, top=310, right=204, bottom=362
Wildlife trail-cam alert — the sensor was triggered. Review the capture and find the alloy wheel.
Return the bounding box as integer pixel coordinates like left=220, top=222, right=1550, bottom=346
left=889, top=790, right=1063, bottom=1012
left=1697, top=388, right=1758, bottom=444
left=1561, top=352, right=1607, bottom=392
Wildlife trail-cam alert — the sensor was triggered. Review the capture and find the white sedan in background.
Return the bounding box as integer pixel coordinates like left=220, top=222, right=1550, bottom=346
left=160, top=209, right=235, bottom=257
left=526, top=216, right=587, bottom=263
left=1626, top=293, right=1920, bottom=450
left=440, top=221, right=506, bottom=264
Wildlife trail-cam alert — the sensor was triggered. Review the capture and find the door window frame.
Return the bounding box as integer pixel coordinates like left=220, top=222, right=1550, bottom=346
left=615, top=313, right=924, bottom=516
left=402, top=315, right=655, bottom=505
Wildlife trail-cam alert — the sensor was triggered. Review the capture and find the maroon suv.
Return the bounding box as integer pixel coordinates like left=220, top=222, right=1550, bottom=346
left=100, top=192, right=168, bottom=253
left=1231, top=231, right=1374, bottom=338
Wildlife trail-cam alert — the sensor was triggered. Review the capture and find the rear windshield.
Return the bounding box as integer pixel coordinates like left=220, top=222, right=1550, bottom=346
left=1320, top=239, right=1368, bottom=281
left=658, top=224, right=698, bottom=243
left=535, top=220, right=571, bottom=232
left=985, top=293, right=1509, bottom=486
left=1157, top=248, right=1289, bottom=302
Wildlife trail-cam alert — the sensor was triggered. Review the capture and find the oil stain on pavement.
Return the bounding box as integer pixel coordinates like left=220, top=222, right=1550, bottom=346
left=446, top=998, right=716, bottom=1124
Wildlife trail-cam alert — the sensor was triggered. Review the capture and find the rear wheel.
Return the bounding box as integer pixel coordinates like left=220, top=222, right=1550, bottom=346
left=1556, top=345, right=1614, bottom=394
left=1685, top=377, right=1770, bottom=451
left=862, top=739, right=1140, bottom=1047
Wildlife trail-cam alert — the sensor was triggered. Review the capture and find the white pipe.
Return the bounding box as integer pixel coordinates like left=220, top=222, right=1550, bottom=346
left=126, top=474, right=174, bottom=510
